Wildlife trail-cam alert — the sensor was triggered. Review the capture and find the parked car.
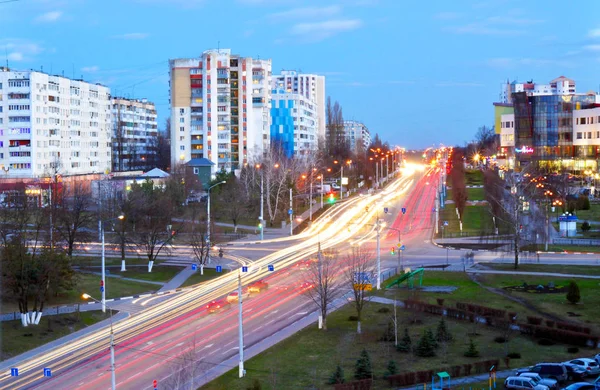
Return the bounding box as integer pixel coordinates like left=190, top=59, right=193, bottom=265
left=563, top=363, right=587, bottom=382
left=517, top=363, right=568, bottom=383
left=595, top=353, right=600, bottom=364
left=505, top=376, right=549, bottom=390
left=566, top=359, right=600, bottom=376
left=562, top=383, right=597, bottom=390
left=518, top=373, right=558, bottom=390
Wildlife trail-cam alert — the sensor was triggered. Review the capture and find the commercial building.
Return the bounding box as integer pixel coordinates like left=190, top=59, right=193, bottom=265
left=343, top=120, right=371, bottom=152
left=270, top=91, right=317, bottom=158
left=111, top=97, right=158, bottom=172
left=272, top=70, right=326, bottom=143
left=169, top=49, right=272, bottom=174
left=0, top=68, right=112, bottom=178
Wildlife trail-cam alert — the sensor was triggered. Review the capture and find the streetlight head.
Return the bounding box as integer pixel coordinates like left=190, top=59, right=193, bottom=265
left=274, top=163, right=280, bottom=168
left=220, top=180, right=226, bottom=184
left=255, top=164, right=260, bottom=169
left=118, top=215, right=125, bottom=220
left=82, top=293, right=91, bottom=300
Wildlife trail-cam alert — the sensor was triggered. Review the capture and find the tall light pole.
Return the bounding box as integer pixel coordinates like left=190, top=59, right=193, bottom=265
left=289, top=188, right=293, bottom=236
left=309, top=171, right=313, bottom=221
left=101, top=215, right=124, bottom=312
left=256, top=164, right=264, bottom=241
left=544, top=190, right=553, bottom=251
left=376, top=215, right=381, bottom=290
left=237, top=270, right=245, bottom=378
left=82, top=293, right=116, bottom=390
left=319, top=174, right=324, bottom=208
left=207, top=180, right=226, bottom=264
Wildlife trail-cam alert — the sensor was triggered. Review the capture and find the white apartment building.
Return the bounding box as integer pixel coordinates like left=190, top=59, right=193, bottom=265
left=500, top=76, right=576, bottom=104
left=270, top=91, right=317, bottom=158
left=169, top=49, right=272, bottom=174
left=272, top=70, right=326, bottom=143
left=343, top=120, right=371, bottom=152
left=111, top=97, right=158, bottom=172
left=0, top=68, right=111, bottom=178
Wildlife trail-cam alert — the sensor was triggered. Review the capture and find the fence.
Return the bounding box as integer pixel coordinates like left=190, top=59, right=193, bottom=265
left=0, top=304, right=81, bottom=322
left=553, top=238, right=600, bottom=246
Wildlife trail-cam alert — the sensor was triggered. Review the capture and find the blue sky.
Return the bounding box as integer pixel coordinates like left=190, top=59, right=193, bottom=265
left=2, top=0, right=600, bottom=149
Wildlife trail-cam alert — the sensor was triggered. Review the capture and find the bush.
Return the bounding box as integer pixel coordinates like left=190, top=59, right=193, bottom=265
left=577, top=195, right=590, bottom=211
left=379, top=321, right=395, bottom=342
left=414, top=329, right=436, bottom=357
left=329, top=365, right=345, bottom=384
left=436, top=317, right=453, bottom=342
left=527, top=316, right=543, bottom=325
left=538, top=338, right=555, bottom=346
left=384, top=360, right=398, bottom=379
left=378, top=307, right=391, bottom=314
left=354, top=349, right=373, bottom=380
left=507, top=352, right=521, bottom=359
left=247, top=379, right=262, bottom=390
left=397, top=328, right=412, bottom=353
left=494, top=336, right=507, bottom=343
left=581, top=221, right=591, bottom=232
left=464, top=339, right=479, bottom=357
left=348, top=315, right=359, bottom=321
left=567, top=281, right=581, bottom=304
left=567, top=347, right=580, bottom=354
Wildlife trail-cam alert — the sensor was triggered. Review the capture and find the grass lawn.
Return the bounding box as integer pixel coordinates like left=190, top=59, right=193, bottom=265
left=573, top=203, right=600, bottom=222
left=1, top=311, right=109, bottom=361
left=439, top=204, right=501, bottom=237
left=445, top=188, right=485, bottom=203
left=181, top=268, right=229, bottom=288
left=201, top=301, right=583, bottom=390
left=81, top=265, right=185, bottom=283
left=72, top=256, right=150, bottom=268
left=484, top=263, right=600, bottom=276
left=466, top=170, right=484, bottom=186
left=522, top=244, right=600, bottom=253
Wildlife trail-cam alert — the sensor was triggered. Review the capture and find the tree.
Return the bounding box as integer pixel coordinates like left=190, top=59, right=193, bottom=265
left=55, top=181, right=94, bottom=258
left=436, top=317, right=453, bottom=342
left=161, top=339, right=208, bottom=390
left=581, top=221, right=591, bottom=232
left=384, top=360, right=398, bottom=379
left=328, top=365, right=345, bottom=385
left=464, top=338, right=479, bottom=357
left=214, top=176, right=247, bottom=232
left=397, top=328, right=412, bottom=352
left=354, top=349, right=373, bottom=380
left=415, top=329, right=436, bottom=357
left=566, top=281, right=581, bottom=304
left=303, top=245, right=342, bottom=330
left=344, top=246, right=374, bottom=334
left=450, top=150, right=468, bottom=219
left=190, top=225, right=211, bottom=276
left=475, top=125, right=497, bottom=154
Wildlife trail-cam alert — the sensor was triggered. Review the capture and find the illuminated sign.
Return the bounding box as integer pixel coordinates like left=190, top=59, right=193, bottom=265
left=515, top=146, right=534, bottom=154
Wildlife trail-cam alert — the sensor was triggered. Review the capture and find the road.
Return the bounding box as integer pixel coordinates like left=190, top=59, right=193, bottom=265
left=0, top=167, right=420, bottom=389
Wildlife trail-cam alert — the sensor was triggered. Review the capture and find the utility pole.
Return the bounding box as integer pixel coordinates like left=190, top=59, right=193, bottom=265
left=319, top=175, right=323, bottom=209
left=309, top=170, right=313, bottom=221
left=397, top=230, right=402, bottom=272
left=238, top=270, right=245, bottom=378
left=340, top=164, right=344, bottom=200
left=260, top=169, right=264, bottom=241
left=289, top=188, right=293, bottom=236
left=376, top=215, right=381, bottom=290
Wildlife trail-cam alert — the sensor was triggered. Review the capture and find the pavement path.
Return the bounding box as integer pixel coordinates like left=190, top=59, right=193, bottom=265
left=78, top=271, right=165, bottom=286
left=158, top=266, right=195, bottom=292
left=466, top=269, right=600, bottom=279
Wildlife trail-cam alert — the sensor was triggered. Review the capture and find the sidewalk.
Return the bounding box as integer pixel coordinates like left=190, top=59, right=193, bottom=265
left=78, top=271, right=165, bottom=286
left=158, top=266, right=195, bottom=292
left=466, top=269, right=600, bottom=279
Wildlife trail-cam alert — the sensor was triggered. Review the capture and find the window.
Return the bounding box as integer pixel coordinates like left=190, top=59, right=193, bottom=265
left=193, top=167, right=199, bottom=174
left=588, top=132, right=592, bottom=139
left=180, top=145, right=185, bottom=150
left=179, top=117, right=184, bottom=123
left=180, top=126, right=185, bottom=132
left=180, top=108, right=185, bottom=114
left=577, top=132, right=582, bottom=139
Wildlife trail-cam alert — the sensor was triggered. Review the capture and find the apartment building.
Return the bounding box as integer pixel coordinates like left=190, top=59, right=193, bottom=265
left=169, top=49, right=272, bottom=174
left=111, top=97, right=158, bottom=172
left=0, top=68, right=111, bottom=178
left=272, top=70, right=326, bottom=143
left=343, top=120, right=371, bottom=152
left=270, top=91, right=317, bottom=158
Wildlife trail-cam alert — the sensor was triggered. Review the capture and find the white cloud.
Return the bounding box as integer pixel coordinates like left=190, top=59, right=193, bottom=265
left=588, top=28, right=600, bottom=38
left=133, top=0, right=205, bottom=7
left=237, top=0, right=294, bottom=5
left=112, top=33, right=150, bottom=40
left=81, top=66, right=99, bottom=73
left=267, top=5, right=341, bottom=21
left=444, top=12, right=544, bottom=36
left=0, top=39, right=44, bottom=62
left=8, top=52, right=24, bottom=61
left=290, top=19, right=363, bottom=42
left=34, top=11, right=63, bottom=23
left=584, top=44, right=600, bottom=52
left=445, top=23, right=525, bottom=36
left=243, top=29, right=254, bottom=38
left=435, top=81, right=485, bottom=87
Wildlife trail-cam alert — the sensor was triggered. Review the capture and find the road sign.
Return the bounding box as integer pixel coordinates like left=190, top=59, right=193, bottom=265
left=100, top=280, right=104, bottom=287
left=242, top=266, right=248, bottom=273
left=443, top=221, right=449, bottom=226
left=153, top=379, right=158, bottom=388
left=100, top=286, right=104, bottom=293
left=10, top=368, right=18, bottom=377
left=396, top=242, right=402, bottom=248
left=432, top=207, right=436, bottom=212
left=191, top=264, right=197, bottom=271
left=43, top=368, right=51, bottom=377
left=268, top=264, right=274, bottom=272
left=400, top=245, right=406, bottom=251
left=384, top=207, right=389, bottom=214
left=401, top=207, right=406, bottom=214
left=216, top=265, right=222, bottom=273
left=288, top=208, right=293, bottom=215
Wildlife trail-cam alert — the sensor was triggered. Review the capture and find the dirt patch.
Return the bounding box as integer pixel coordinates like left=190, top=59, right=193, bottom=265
left=503, top=284, right=567, bottom=294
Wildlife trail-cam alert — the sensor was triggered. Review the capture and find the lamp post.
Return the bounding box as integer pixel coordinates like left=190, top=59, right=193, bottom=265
left=256, top=164, right=264, bottom=241
left=207, top=181, right=226, bottom=264
left=544, top=190, right=553, bottom=251
left=82, top=293, right=116, bottom=390
left=100, top=215, right=124, bottom=312
left=289, top=188, right=293, bottom=236
left=318, top=174, right=324, bottom=209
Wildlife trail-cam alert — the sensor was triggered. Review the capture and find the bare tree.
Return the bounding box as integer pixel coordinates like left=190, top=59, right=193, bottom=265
left=55, top=181, right=94, bottom=258
left=190, top=226, right=210, bottom=275
left=302, top=244, right=342, bottom=330
left=214, top=176, right=247, bottom=232
left=344, top=246, right=375, bottom=334
left=162, top=339, right=208, bottom=390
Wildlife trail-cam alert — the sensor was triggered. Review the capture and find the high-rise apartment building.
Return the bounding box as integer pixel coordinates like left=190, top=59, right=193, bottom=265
left=0, top=68, right=111, bottom=178
left=343, top=120, right=371, bottom=152
left=270, top=91, right=317, bottom=159
left=111, top=97, right=158, bottom=172
left=169, top=49, right=272, bottom=173
left=272, top=71, right=326, bottom=142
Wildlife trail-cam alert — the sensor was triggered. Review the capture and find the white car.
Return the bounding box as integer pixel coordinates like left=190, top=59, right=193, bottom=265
left=567, top=359, right=600, bottom=376
left=518, top=373, right=557, bottom=390
left=505, top=376, right=549, bottom=390
left=595, top=353, right=600, bottom=364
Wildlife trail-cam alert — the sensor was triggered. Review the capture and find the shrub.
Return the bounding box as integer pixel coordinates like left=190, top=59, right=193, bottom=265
left=379, top=321, right=395, bottom=342
left=354, top=349, right=373, bottom=380
left=567, top=347, right=580, bottom=354
left=414, top=329, right=436, bottom=357
left=248, top=379, right=262, bottom=390
left=384, top=360, right=398, bottom=379
left=437, top=298, right=445, bottom=306
left=494, top=336, right=507, bottom=343
left=464, top=339, right=479, bottom=357
left=436, top=317, right=453, bottom=342
left=378, top=307, right=391, bottom=314
left=527, top=316, right=543, bottom=325
left=329, top=365, right=345, bottom=384
left=538, top=338, right=555, bottom=346
left=397, top=328, right=412, bottom=353
left=507, top=352, right=521, bottom=359
left=577, top=195, right=591, bottom=211
left=581, top=221, right=591, bottom=232
left=348, top=315, right=359, bottom=321
left=545, top=320, right=555, bottom=328
left=566, top=281, right=581, bottom=304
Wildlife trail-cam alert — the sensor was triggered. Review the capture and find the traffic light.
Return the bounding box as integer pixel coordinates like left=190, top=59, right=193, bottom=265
left=258, top=222, right=263, bottom=230
left=390, top=247, right=396, bottom=255
left=218, top=248, right=224, bottom=258
left=328, top=192, right=336, bottom=204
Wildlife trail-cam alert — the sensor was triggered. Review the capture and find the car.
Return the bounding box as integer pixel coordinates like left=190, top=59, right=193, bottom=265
left=504, top=376, right=549, bottom=390
left=595, top=353, right=600, bottom=364
left=518, top=373, right=558, bottom=390
left=563, top=363, right=587, bottom=382
left=248, top=280, right=268, bottom=293
left=226, top=288, right=249, bottom=303
left=299, top=281, right=314, bottom=291
left=517, top=364, right=568, bottom=383
left=293, top=258, right=317, bottom=270
left=562, top=383, right=598, bottom=390
left=206, top=299, right=230, bottom=314
left=566, top=359, right=600, bottom=376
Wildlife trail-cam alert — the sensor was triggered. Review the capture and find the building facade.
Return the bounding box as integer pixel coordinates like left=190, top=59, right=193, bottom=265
left=272, top=70, right=326, bottom=143
left=111, top=97, right=158, bottom=172
left=343, top=120, right=371, bottom=152
left=0, top=68, right=111, bottom=178
left=270, top=91, right=317, bottom=159
left=169, top=49, right=272, bottom=174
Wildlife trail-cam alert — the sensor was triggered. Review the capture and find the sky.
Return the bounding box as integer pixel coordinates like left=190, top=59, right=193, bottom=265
left=2, top=0, right=600, bottom=149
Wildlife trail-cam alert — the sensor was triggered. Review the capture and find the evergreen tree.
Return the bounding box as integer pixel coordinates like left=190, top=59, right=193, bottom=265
left=384, top=360, right=398, bottom=378
left=436, top=317, right=453, bottom=342
left=328, top=365, right=345, bottom=384
left=397, top=328, right=412, bottom=352
left=426, top=328, right=438, bottom=349
left=379, top=321, right=395, bottom=342
left=464, top=338, right=479, bottom=357
left=566, top=281, right=581, bottom=304
left=415, top=329, right=436, bottom=357
left=354, top=349, right=373, bottom=380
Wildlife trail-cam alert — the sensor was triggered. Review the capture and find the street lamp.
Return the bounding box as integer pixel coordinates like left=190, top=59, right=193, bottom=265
left=317, top=174, right=324, bottom=209
left=82, top=293, right=116, bottom=390
left=256, top=164, right=264, bottom=241
left=207, top=180, right=226, bottom=264
left=100, top=215, right=125, bottom=312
